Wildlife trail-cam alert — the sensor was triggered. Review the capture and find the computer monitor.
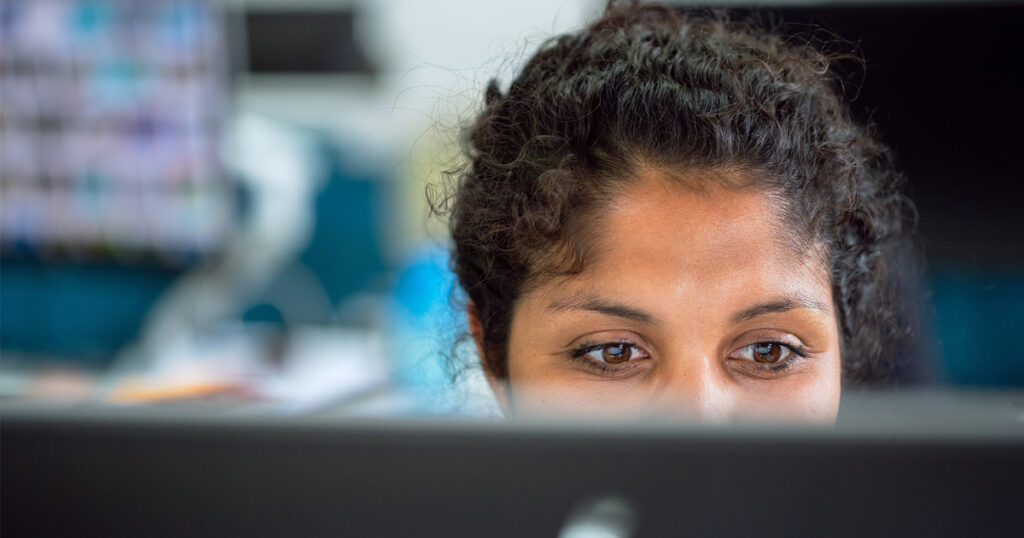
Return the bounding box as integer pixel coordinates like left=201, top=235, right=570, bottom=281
left=3, top=391, right=1022, bottom=537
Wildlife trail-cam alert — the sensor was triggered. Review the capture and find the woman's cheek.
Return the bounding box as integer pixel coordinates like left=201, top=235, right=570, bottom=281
left=507, top=369, right=655, bottom=417
left=732, top=359, right=841, bottom=422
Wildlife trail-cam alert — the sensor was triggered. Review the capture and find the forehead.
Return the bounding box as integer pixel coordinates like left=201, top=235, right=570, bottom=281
left=599, top=174, right=792, bottom=266
left=533, top=173, right=831, bottom=314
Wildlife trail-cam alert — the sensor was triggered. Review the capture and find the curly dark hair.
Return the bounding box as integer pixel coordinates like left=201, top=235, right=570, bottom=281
left=431, top=1, right=914, bottom=386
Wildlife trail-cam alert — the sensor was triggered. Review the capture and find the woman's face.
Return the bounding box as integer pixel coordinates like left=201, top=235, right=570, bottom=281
left=488, top=171, right=842, bottom=422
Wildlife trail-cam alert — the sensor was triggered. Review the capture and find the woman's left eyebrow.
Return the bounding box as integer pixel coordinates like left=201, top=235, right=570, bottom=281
left=730, top=293, right=830, bottom=323
left=547, top=293, right=656, bottom=325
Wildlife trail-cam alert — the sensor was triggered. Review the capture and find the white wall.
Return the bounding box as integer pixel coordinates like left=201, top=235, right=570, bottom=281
left=234, top=0, right=599, bottom=158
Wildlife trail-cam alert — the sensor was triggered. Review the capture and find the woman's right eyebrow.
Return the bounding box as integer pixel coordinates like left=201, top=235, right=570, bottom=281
left=546, top=293, right=656, bottom=325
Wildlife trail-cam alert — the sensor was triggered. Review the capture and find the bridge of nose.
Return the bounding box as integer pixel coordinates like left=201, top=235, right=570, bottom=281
left=647, top=351, right=737, bottom=421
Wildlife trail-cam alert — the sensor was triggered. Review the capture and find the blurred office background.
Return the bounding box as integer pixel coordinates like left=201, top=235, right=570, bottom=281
left=1, top=0, right=1022, bottom=413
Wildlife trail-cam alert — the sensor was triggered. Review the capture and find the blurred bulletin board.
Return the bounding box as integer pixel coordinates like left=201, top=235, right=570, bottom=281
left=0, top=0, right=231, bottom=264
left=0, top=0, right=230, bottom=365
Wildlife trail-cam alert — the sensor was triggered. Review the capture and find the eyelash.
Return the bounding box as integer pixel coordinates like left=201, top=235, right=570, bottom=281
left=568, top=341, right=650, bottom=376
left=567, top=340, right=808, bottom=376
left=731, top=340, right=809, bottom=374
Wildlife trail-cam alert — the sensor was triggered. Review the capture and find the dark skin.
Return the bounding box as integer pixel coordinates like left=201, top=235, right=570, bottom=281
left=471, top=170, right=842, bottom=422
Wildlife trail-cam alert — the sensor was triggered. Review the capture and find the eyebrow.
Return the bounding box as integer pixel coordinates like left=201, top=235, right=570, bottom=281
left=547, top=293, right=656, bottom=325
left=548, top=291, right=829, bottom=326
left=730, top=294, right=831, bottom=324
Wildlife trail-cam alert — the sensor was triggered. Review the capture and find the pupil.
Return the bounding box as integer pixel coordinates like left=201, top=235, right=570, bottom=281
left=602, top=344, right=631, bottom=364
left=753, top=343, right=780, bottom=363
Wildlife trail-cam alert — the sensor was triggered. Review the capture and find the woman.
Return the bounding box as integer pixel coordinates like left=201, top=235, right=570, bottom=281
left=432, top=2, right=913, bottom=421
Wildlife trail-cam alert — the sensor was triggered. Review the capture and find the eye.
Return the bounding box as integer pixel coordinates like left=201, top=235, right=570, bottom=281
left=733, top=341, right=800, bottom=364
left=572, top=342, right=651, bottom=365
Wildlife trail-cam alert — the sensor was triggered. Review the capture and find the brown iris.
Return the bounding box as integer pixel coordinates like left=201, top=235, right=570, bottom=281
left=601, top=343, right=633, bottom=364
left=752, top=342, right=783, bottom=363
